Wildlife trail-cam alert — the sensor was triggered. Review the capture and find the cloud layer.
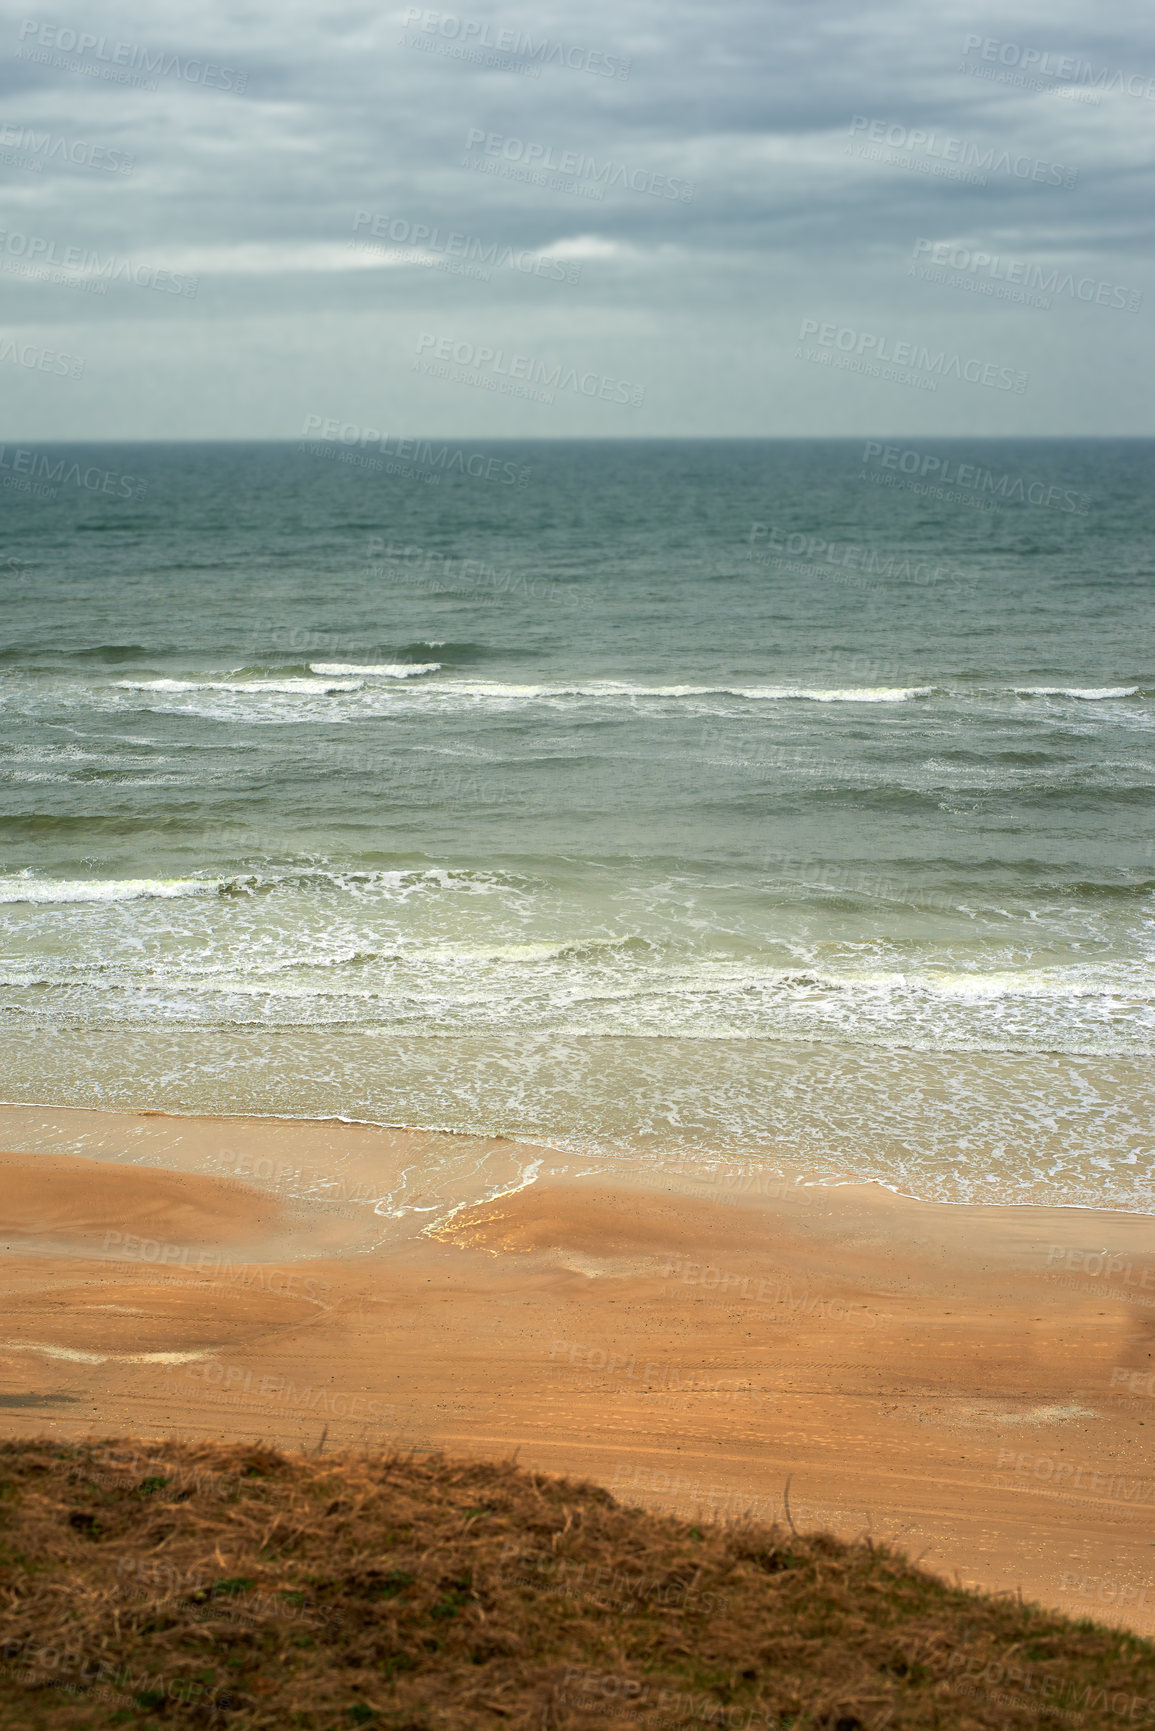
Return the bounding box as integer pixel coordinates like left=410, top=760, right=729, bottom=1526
left=2, top=0, right=1153, bottom=434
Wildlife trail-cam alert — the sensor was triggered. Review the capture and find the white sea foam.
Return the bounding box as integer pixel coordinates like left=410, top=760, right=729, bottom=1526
left=430, top=680, right=719, bottom=699
left=309, top=661, right=441, bottom=678
left=892, top=968, right=1143, bottom=1002
left=737, top=685, right=933, bottom=703
left=1013, top=686, right=1138, bottom=700
left=0, top=875, right=217, bottom=905
left=117, top=676, right=363, bottom=694
left=354, top=679, right=933, bottom=703
left=45, top=674, right=1146, bottom=711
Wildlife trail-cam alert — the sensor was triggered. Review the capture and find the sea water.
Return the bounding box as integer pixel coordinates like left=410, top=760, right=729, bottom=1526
left=0, top=439, right=1151, bottom=1208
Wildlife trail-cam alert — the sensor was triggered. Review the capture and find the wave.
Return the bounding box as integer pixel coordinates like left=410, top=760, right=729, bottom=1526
left=309, top=662, right=440, bottom=678
left=12, top=670, right=1147, bottom=710
left=354, top=679, right=935, bottom=703
left=4, top=952, right=1149, bottom=1051
left=738, top=685, right=932, bottom=703
left=116, top=676, right=363, bottom=695
left=1060, top=878, right=1155, bottom=899
left=64, top=644, right=161, bottom=662
left=217, top=865, right=522, bottom=900
left=0, top=955, right=1137, bottom=1002
left=908, top=968, right=1145, bottom=1002
left=0, top=875, right=218, bottom=905
left=1013, top=686, right=1139, bottom=700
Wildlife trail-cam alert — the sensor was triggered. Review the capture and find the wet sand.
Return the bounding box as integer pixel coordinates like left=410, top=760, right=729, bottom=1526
left=1, top=1103, right=1153, bottom=1637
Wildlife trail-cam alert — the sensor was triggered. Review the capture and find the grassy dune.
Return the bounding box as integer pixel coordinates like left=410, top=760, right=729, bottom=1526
left=1, top=1438, right=1152, bottom=1729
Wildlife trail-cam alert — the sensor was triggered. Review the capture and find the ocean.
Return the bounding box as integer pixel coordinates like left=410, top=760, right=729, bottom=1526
left=1, top=438, right=1152, bottom=1209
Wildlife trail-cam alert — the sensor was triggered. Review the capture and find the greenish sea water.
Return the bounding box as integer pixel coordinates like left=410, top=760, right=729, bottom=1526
left=1, top=438, right=1151, bottom=1208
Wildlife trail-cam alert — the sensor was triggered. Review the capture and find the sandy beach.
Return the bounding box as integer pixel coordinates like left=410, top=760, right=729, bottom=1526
left=1, top=1101, right=1153, bottom=1638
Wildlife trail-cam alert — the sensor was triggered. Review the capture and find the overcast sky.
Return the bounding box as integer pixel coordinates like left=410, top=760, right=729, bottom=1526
left=2, top=0, right=1152, bottom=437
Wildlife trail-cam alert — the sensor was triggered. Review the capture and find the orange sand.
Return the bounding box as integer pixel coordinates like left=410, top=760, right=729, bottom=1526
left=1, top=1104, right=1152, bottom=1637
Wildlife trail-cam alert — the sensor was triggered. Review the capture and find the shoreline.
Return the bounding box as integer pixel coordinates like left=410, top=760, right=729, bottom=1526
left=2, top=1094, right=1152, bottom=1221
left=2, top=1102, right=1155, bottom=1636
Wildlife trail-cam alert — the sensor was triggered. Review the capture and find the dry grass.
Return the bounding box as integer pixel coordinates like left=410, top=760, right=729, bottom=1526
left=0, top=1436, right=1152, bottom=1729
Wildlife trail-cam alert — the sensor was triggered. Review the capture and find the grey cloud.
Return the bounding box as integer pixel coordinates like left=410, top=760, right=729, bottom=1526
left=0, top=0, right=1152, bottom=434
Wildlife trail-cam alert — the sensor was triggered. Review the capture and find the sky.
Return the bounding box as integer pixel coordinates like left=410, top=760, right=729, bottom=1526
left=1, top=0, right=1153, bottom=437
